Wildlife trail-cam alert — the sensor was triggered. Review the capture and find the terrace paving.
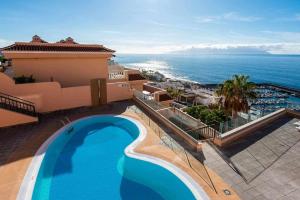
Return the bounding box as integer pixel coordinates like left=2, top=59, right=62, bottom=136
left=0, top=100, right=239, bottom=200
left=203, top=115, right=300, bottom=200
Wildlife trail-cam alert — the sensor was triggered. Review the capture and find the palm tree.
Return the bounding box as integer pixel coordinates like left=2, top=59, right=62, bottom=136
left=216, top=75, right=256, bottom=118
left=166, top=87, right=182, bottom=101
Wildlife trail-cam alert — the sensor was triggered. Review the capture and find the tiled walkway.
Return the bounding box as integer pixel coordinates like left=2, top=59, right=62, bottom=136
left=203, top=116, right=300, bottom=200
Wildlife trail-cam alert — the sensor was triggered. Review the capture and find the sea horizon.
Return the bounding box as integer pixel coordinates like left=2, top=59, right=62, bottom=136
left=116, top=53, right=300, bottom=90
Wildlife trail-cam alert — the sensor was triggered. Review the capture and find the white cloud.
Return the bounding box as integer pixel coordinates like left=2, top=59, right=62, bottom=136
left=268, top=43, right=300, bottom=54
left=261, top=31, right=300, bottom=42
left=196, top=12, right=262, bottom=23
left=99, top=30, right=122, bottom=34
left=0, top=39, right=12, bottom=48
left=276, top=13, right=300, bottom=22
left=223, top=12, right=262, bottom=22
left=195, top=16, right=221, bottom=23
left=113, top=42, right=300, bottom=54
left=109, top=39, right=182, bottom=54
left=148, top=20, right=201, bottom=31
left=148, top=20, right=170, bottom=27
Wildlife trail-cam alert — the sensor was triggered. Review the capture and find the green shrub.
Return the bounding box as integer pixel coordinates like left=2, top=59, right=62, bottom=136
left=186, top=105, right=227, bottom=126
left=14, top=75, right=35, bottom=84
left=0, top=56, right=4, bottom=62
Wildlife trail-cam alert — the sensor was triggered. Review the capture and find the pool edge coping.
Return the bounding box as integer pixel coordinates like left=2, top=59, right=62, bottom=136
left=123, top=115, right=210, bottom=200
left=17, top=114, right=209, bottom=200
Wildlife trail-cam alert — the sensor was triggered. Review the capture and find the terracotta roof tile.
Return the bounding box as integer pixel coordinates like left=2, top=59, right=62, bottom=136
left=1, top=42, right=115, bottom=53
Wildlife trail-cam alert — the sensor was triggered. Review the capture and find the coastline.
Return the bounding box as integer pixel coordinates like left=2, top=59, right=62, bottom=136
left=116, top=54, right=300, bottom=90
left=136, top=68, right=300, bottom=98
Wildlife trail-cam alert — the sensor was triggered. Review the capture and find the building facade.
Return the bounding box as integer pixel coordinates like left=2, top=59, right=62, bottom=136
left=1, top=35, right=115, bottom=87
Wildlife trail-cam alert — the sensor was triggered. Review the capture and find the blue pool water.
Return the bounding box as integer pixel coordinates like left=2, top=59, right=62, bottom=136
left=32, top=116, right=198, bottom=200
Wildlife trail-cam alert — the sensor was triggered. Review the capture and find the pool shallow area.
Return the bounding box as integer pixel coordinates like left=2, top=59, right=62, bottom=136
left=19, top=115, right=208, bottom=200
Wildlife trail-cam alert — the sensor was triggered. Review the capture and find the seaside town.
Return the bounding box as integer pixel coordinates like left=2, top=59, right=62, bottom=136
left=137, top=67, right=300, bottom=116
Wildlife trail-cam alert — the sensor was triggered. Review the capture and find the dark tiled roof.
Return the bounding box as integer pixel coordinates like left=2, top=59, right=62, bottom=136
left=128, top=73, right=146, bottom=81
left=1, top=42, right=115, bottom=53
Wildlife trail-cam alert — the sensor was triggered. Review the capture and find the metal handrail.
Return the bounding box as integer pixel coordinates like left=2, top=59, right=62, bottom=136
left=134, top=89, right=221, bottom=140
left=129, top=105, right=218, bottom=194
left=0, top=92, right=35, bottom=105
left=0, top=93, right=37, bottom=117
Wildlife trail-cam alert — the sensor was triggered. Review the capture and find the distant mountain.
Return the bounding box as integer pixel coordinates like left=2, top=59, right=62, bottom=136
left=171, top=46, right=270, bottom=55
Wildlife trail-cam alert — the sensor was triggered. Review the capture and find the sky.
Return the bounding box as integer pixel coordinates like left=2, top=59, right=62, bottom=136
left=1, top=0, right=300, bottom=54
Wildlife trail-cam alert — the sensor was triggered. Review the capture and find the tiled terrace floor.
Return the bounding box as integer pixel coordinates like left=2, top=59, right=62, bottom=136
left=0, top=101, right=238, bottom=200
left=203, top=115, right=300, bottom=200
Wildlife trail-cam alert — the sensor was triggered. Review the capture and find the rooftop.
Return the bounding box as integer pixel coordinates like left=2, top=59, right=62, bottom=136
left=1, top=35, right=115, bottom=53
left=203, top=113, right=300, bottom=199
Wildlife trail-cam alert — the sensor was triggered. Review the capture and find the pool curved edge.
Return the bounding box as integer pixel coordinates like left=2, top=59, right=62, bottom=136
left=123, top=115, right=210, bottom=200
left=17, top=114, right=210, bottom=200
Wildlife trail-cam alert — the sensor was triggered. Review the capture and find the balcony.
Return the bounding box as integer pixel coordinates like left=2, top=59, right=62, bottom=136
left=127, top=73, right=146, bottom=81
left=108, top=71, right=125, bottom=80
left=108, top=68, right=146, bottom=83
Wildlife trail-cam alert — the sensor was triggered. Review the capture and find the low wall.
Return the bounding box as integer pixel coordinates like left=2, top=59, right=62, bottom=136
left=0, top=73, right=91, bottom=112
left=129, top=80, right=147, bottom=91
left=214, top=108, right=287, bottom=147
left=61, top=86, right=91, bottom=110
left=158, top=107, right=217, bottom=140
left=133, top=96, right=202, bottom=151
left=158, top=108, right=200, bottom=128
left=160, top=100, right=173, bottom=107
left=287, top=109, right=300, bottom=118
left=143, top=84, right=164, bottom=93
left=174, top=108, right=206, bottom=127
left=107, top=82, right=133, bottom=103
left=107, top=78, right=127, bottom=83
left=0, top=72, right=143, bottom=113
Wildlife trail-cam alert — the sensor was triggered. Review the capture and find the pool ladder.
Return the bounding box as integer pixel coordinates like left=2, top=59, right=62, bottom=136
left=60, top=117, right=74, bottom=134
left=60, top=116, right=71, bottom=126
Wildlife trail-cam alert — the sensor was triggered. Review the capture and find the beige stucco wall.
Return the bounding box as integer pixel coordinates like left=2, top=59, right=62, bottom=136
left=126, top=69, right=140, bottom=75
left=12, top=58, right=108, bottom=87
left=3, top=52, right=111, bottom=87
left=107, top=82, right=133, bottom=103
left=0, top=73, right=142, bottom=113
left=0, top=73, right=91, bottom=112
left=0, top=108, right=38, bottom=128
left=129, top=80, right=148, bottom=91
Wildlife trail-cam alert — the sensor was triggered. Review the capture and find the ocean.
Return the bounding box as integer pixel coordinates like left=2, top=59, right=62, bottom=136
left=115, top=54, right=300, bottom=90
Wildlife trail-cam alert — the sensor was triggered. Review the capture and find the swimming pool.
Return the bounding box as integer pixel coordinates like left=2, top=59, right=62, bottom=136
left=18, top=115, right=208, bottom=200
